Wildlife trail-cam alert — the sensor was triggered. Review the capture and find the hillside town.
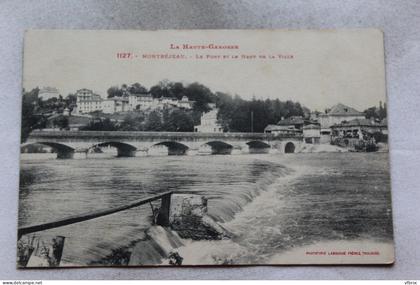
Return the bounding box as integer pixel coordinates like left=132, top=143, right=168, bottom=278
left=23, top=85, right=388, bottom=152
left=74, top=88, right=194, bottom=114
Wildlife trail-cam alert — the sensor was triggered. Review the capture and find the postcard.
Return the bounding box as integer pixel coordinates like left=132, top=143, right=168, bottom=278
left=19, top=29, right=393, bottom=267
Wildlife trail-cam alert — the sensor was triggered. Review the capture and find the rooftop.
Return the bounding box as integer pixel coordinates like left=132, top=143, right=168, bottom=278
left=323, top=103, right=363, bottom=116
left=104, top=97, right=129, bottom=102
left=264, top=124, right=299, bottom=131
left=277, top=116, right=304, bottom=126
left=303, top=124, right=321, bottom=129
left=331, top=118, right=387, bottom=128
left=39, top=87, right=59, bottom=93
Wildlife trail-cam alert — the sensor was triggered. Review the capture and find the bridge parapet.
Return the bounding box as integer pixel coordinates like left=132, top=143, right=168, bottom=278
left=28, top=130, right=302, bottom=140
left=24, top=130, right=303, bottom=158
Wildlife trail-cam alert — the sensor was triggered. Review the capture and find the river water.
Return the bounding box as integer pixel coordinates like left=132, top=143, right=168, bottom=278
left=19, top=152, right=393, bottom=265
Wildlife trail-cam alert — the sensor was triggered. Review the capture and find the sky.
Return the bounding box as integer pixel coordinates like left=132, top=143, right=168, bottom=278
left=23, top=29, right=387, bottom=111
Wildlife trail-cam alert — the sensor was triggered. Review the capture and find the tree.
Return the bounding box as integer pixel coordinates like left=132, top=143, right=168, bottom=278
left=364, top=106, right=378, bottom=119
left=65, top=94, right=77, bottom=110
left=53, top=116, right=69, bottom=130
left=144, top=111, right=163, bottom=131
left=107, top=86, right=124, bottom=98
left=128, top=83, right=148, bottom=94
left=21, top=88, right=43, bottom=142
left=378, top=101, right=387, bottom=120
left=81, top=118, right=118, bottom=131
left=183, top=83, right=214, bottom=113
left=215, top=92, right=305, bottom=133
left=169, top=82, right=185, bottom=99
left=120, top=113, right=146, bottom=131
left=149, top=80, right=171, bottom=98
left=149, top=85, right=164, bottom=98
left=167, top=109, right=194, bottom=132
left=363, top=102, right=387, bottom=121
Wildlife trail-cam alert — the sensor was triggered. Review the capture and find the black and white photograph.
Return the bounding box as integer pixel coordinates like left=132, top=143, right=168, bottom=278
left=17, top=29, right=394, bottom=267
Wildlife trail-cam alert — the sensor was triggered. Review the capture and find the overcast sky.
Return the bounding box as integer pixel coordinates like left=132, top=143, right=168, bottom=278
left=23, top=29, right=387, bottom=111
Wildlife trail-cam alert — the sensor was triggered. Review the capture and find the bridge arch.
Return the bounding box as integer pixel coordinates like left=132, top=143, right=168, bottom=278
left=150, top=141, right=189, bottom=155
left=284, top=142, right=296, bottom=153
left=246, top=140, right=271, bottom=154
left=201, top=141, right=233, bottom=155
left=21, top=142, right=75, bottom=159
left=93, top=141, right=137, bottom=157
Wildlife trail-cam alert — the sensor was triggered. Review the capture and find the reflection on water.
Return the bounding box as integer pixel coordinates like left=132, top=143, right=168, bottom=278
left=19, top=152, right=393, bottom=265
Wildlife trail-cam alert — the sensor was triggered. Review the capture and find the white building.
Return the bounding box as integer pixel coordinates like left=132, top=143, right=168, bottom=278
left=75, top=89, right=103, bottom=114
left=38, top=87, right=60, bottom=100
left=127, top=93, right=194, bottom=111
left=178, top=96, right=194, bottom=109
left=75, top=89, right=194, bottom=114
left=317, top=103, right=365, bottom=143
left=128, top=93, right=156, bottom=110
left=102, top=97, right=129, bottom=114
left=318, top=104, right=365, bottom=129
left=194, top=108, right=223, bottom=133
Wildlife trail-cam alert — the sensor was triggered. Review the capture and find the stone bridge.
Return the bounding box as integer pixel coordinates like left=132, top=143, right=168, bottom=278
left=22, top=130, right=304, bottom=158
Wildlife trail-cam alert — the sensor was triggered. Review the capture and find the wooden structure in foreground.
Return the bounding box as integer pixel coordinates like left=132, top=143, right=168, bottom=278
left=18, top=191, right=173, bottom=239
left=17, top=191, right=173, bottom=267
left=18, top=191, right=172, bottom=239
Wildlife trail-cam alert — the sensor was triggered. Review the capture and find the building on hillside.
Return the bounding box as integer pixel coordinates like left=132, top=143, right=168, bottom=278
left=317, top=103, right=365, bottom=143
left=178, top=96, right=194, bottom=109
left=75, top=89, right=103, bottom=114
left=194, top=108, right=223, bottom=133
left=127, top=93, right=194, bottom=111
left=158, top=97, right=176, bottom=109
left=102, top=97, right=129, bottom=114
left=75, top=88, right=195, bottom=114
left=128, top=93, right=156, bottom=110
left=38, top=87, right=60, bottom=101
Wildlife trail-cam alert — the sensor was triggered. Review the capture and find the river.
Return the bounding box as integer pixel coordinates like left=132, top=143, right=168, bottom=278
left=19, top=152, right=393, bottom=265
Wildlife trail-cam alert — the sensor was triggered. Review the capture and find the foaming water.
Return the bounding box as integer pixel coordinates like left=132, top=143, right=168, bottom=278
left=19, top=152, right=392, bottom=265
left=174, top=153, right=393, bottom=264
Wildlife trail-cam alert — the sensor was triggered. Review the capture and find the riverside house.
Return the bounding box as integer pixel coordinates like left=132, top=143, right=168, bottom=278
left=330, top=118, right=388, bottom=148
left=265, top=116, right=321, bottom=144
left=264, top=116, right=304, bottom=135
left=317, top=103, right=365, bottom=143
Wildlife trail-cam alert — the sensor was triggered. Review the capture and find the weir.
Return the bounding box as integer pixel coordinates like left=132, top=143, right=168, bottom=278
left=17, top=191, right=227, bottom=267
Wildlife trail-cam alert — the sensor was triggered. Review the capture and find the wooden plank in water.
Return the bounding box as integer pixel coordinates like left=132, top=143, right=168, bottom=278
left=18, top=191, right=173, bottom=238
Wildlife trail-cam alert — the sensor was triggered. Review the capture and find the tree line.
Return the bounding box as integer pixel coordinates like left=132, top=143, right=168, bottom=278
left=363, top=101, right=387, bottom=121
